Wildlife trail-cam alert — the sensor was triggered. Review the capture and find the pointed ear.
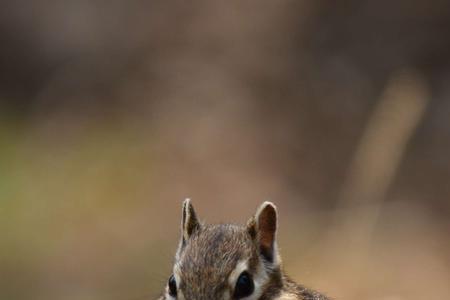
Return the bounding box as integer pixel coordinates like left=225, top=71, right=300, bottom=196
left=181, top=198, right=200, bottom=246
left=247, top=201, right=279, bottom=263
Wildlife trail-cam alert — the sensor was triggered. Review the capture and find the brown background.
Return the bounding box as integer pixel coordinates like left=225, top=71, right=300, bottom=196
left=1, top=1, right=450, bottom=299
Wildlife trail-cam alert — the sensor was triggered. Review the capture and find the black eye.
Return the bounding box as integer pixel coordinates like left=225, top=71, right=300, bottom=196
left=234, top=271, right=254, bottom=299
left=168, top=274, right=177, bottom=297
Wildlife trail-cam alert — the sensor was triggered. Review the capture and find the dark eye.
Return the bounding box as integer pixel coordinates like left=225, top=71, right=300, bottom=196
left=234, top=271, right=254, bottom=299
left=168, top=274, right=177, bottom=297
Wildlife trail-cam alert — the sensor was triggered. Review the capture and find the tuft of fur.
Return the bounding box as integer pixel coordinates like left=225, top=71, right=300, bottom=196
left=159, top=200, right=331, bottom=300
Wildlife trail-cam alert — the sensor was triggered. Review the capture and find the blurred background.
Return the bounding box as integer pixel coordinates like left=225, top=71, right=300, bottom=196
left=1, top=1, right=450, bottom=300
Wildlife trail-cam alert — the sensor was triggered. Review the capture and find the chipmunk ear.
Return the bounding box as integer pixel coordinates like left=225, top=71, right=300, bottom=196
left=247, top=201, right=279, bottom=263
left=180, top=198, right=200, bottom=245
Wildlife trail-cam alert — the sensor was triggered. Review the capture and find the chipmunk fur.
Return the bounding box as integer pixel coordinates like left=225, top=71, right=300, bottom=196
left=158, top=199, right=330, bottom=300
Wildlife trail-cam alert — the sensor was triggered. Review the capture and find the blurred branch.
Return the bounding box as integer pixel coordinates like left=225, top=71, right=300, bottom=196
left=338, top=70, right=429, bottom=207
left=322, top=69, right=429, bottom=288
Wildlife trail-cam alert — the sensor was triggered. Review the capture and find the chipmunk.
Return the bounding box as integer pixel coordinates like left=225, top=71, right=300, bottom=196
left=158, top=199, right=330, bottom=300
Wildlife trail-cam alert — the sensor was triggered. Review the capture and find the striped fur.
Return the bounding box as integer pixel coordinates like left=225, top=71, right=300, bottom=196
left=158, top=200, right=330, bottom=300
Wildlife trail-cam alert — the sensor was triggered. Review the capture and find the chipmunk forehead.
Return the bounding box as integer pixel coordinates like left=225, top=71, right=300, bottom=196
left=175, top=224, right=258, bottom=288
left=178, top=224, right=256, bottom=265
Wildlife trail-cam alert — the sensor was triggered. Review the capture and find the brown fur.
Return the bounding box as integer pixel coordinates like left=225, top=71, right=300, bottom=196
left=159, top=201, right=331, bottom=300
left=178, top=224, right=256, bottom=300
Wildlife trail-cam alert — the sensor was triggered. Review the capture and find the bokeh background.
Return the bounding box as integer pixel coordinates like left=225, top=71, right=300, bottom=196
left=1, top=1, right=450, bottom=300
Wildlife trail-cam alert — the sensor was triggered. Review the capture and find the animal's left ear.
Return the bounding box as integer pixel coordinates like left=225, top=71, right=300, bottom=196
left=180, top=198, right=201, bottom=247
left=247, top=201, right=279, bottom=264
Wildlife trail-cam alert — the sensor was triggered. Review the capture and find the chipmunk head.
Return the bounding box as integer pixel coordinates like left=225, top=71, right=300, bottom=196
left=162, top=199, right=282, bottom=300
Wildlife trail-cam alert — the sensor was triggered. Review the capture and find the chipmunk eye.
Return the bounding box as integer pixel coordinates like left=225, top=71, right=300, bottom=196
left=168, top=274, right=177, bottom=297
left=234, top=271, right=254, bottom=299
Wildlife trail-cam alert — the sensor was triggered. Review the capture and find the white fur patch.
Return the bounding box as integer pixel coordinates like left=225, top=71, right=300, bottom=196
left=227, top=258, right=270, bottom=300
left=165, top=266, right=183, bottom=300
left=228, top=260, right=249, bottom=288
left=249, top=258, right=270, bottom=300
left=165, top=288, right=185, bottom=300
left=165, top=291, right=176, bottom=300
left=274, top=292, right=299, bottom=300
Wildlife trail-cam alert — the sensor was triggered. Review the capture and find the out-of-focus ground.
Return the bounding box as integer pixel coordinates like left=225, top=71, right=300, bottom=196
left=1, top=1, right=450, bottom=300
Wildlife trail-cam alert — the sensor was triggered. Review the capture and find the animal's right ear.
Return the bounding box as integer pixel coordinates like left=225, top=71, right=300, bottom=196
left=180, top=198, right=201, bottom=246
left=247, top=201, right=279, bottom=264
